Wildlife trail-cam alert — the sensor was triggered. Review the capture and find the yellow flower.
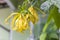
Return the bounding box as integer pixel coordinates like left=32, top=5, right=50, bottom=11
left=5, top=6, right=39, bottom=33
left=28, top=6, right=38, bottom=24
left=6, top=13, right=29, bottom=32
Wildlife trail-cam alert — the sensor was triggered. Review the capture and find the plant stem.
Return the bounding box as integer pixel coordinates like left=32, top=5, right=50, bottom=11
left=42, top=21, right=50, bottom=32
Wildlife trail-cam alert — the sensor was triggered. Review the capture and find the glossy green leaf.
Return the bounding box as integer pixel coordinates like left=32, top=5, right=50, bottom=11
left=50, top=5, right=60, bottom=28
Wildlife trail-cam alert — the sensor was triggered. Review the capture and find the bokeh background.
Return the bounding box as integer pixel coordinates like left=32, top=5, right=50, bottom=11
left=0, top=0, right=60, bottom=40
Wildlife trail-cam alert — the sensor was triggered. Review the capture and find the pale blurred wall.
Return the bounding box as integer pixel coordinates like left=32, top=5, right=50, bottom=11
left=0, top=8, right=10, bottom=40
left=0, top=27, right=9, bottom=40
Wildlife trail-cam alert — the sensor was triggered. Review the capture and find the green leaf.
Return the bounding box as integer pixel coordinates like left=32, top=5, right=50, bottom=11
left=50, top=5, right=60, bottom=28
left=42, top=10, right=52, bottom=32
left=40, top=5, right=60, bottom=40
left=40, top=33, right=47, bottom=40
left=49, top=33, right=58, bottom=39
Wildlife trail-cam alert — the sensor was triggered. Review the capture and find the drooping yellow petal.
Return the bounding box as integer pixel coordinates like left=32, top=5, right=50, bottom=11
left=11, top=14, right=20, bottom=30
left=22, top=21, right=29, bottom=30
left=16, top=27, right=23, bottom=33
left=12, top=18, right=19, bottom=30
left=28, top=6, right=38, bottom=24
left=5, top=12, right=19, bottom=24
